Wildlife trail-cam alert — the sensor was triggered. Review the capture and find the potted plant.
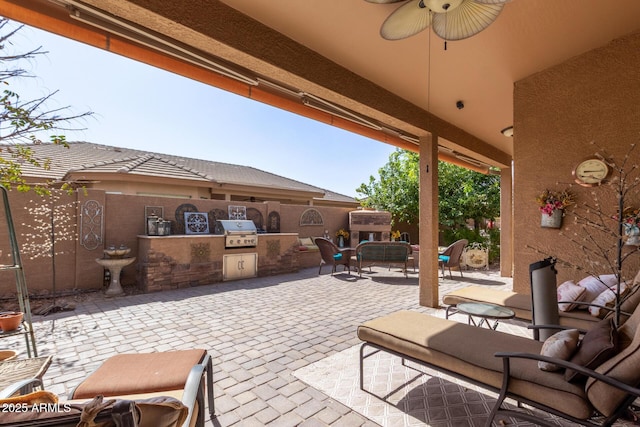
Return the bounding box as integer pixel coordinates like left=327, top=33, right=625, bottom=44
left=335, top=229, right=349, bottom=248
left=535, top=189, right=575, bottom=228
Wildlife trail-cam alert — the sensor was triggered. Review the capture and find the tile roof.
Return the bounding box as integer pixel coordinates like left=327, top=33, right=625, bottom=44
left=9, top=142, right=356, bottom=202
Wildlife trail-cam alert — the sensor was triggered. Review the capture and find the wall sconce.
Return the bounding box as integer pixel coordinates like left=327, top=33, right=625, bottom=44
left=501, top=126, right=514, bottom=137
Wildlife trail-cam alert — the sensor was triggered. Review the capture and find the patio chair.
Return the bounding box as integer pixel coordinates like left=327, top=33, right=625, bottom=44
left=438, top=239, right=468, bottom=279
left=314, top=237, right=351, bottom=275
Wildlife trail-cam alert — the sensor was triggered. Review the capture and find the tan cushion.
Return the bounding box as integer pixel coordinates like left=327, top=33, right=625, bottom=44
left=72, top=349, right=206, bottom=399
left=565, top=318, right=618, bottom=382
left=538, top=329, right=580, bottom=371
left=442, top=287, right=532, bottom=320
left=557, top=281, right=586, bottom=312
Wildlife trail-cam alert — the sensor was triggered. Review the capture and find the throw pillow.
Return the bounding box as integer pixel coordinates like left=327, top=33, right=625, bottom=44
left=299, top=237, right=314, bottom=246
left=565, top=317, right=618, bottom=382
left=557, top=281, right=586, bottom=312
left=588, top=283, right=628, bottom=317
left=538, top=329, right=580, bottom=371
left=438, top=255, right=450, bottom=263
left=577, top=274, right=618, bottom=308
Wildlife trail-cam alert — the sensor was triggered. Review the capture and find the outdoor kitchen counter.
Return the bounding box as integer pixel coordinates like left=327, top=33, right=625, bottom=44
left=137, top=233, right=301, bottom=293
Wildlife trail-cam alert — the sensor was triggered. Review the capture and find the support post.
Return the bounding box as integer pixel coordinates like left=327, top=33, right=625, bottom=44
left=419, top=134, right=439, bottom=307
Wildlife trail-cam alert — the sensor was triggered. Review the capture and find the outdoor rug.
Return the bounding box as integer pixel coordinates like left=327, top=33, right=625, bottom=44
left=294, top=344, right=636, bottom=427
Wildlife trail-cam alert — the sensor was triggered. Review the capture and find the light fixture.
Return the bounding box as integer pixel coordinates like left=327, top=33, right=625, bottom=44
left=500, top=126, right=513, bottom=137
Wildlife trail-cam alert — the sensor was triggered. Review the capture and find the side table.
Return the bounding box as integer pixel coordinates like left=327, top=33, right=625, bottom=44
left=448, top=302, right=515, bottom=330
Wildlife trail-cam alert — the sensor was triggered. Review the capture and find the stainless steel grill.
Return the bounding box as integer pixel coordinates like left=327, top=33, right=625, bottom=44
left=215, top=220, right=258, bottom=248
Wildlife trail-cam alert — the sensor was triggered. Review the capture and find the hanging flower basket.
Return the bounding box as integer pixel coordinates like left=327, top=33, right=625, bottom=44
left=536, top=189, right=574, bottom=229
left=541, top=209, right=563, bottom=228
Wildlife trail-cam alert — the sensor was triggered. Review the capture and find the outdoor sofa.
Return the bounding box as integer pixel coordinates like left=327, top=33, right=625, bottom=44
left=358, top=307, right=640, bottom=426
left=353, top=241, right=412, bottom=278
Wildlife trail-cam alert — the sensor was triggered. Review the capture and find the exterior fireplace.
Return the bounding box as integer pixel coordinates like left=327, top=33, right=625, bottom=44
left=348, top=210, right=391, bottom=247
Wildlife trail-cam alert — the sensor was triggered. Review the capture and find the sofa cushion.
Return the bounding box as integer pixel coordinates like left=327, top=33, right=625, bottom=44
left=557, top=281, right=586, bottom=312
left=578, top=275, right=618, bottom=308
left=588, top=283, right=628, bottom=317
left=565, top=318, right=618, bottom=382
left=538, top=329, right=580, bottom=371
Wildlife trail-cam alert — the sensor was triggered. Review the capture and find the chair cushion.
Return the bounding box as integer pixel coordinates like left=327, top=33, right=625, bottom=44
left=538, top=329, right=580, bottom=371
left=438, top=255, right=450, bottom=262
left=299, top=237, right=314, bottom=246
left=72, top=349, right=206, bottom=399
left=565, top=318, right=618, bottom=382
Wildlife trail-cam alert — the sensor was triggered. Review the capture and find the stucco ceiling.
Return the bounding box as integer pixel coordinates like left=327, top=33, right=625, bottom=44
left=5, top=0, right=640, bottom=169
left=217, top=0, right=640, bottom=155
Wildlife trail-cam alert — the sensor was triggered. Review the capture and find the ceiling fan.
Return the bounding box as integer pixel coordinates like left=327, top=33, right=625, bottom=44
left=366, top=0, right=509, bottom=41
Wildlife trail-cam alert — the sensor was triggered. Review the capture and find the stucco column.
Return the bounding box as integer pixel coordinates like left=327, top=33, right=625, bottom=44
left=419, top=133, right=439, bottom=307
left=500, top=165, right=514, bottom=277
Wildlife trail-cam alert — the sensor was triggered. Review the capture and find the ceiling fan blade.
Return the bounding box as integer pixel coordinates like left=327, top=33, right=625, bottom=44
left=365, top=0, right=406, bottom=3
left=380, top=0, right=432, bottom=40
left=432, top=0, right=504, bottom=40
left=473, top=0, right=510, bottom=4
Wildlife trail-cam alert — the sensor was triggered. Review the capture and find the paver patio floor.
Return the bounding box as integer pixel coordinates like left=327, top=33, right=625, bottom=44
left=4, top=266, right=516, bottom=426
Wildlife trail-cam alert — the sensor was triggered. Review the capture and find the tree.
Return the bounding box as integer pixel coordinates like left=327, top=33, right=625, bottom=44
left=356, top=149, right=419, bottom=224
left=0, top=19, right=92, bottom=194
left=356, top=149, right=501, bottom=230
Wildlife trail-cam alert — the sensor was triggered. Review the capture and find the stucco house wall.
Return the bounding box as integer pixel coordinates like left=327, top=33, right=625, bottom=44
left=512, top=30, right=640, bottom=292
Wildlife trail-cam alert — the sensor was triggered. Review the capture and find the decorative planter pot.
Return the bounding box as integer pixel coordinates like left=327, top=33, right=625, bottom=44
left=541, top=209, right=563, bottom=229
left=338, top=236, right=345, bottom=248
left=0, top=311, right=23, bottom=332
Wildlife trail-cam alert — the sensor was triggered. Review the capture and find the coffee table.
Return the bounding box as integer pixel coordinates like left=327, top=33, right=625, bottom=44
left=451, top=302, right=515, bottom=330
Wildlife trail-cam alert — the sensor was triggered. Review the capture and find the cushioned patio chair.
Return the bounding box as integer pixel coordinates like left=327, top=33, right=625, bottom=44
left=0, top=350, right=213, bottom=426
left=314, top=237, right=351, bottom=275
left=438, top=239, right=468, bottom=278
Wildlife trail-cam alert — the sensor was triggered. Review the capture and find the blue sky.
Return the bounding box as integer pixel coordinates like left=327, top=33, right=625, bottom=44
left=8, top=22, right=397, bottom=198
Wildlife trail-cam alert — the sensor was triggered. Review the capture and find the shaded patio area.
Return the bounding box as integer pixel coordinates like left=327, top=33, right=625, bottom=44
left=5, top=266, right=625, bottom=426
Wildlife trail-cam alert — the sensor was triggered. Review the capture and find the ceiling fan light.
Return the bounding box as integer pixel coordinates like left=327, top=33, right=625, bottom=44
left=432, top=0, right=503, bottom=40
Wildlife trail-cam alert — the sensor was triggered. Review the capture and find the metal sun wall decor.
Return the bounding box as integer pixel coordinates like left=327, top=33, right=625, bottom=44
left=184, top=212, right=210, bottom=234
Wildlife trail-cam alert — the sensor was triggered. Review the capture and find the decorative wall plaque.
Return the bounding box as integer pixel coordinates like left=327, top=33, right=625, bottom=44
left=175, top=203, right=198, bottom=234
left=246, top=208, right=264, bottom=230
left=80, top=200, right=103, bottom=250
left=184, top=212, right=210, bottom=234
left=267, top=211, right=280, bottom=233
left=300, top=208, right=323, bottom=226
left=228, top=205, right=247, bottom=220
